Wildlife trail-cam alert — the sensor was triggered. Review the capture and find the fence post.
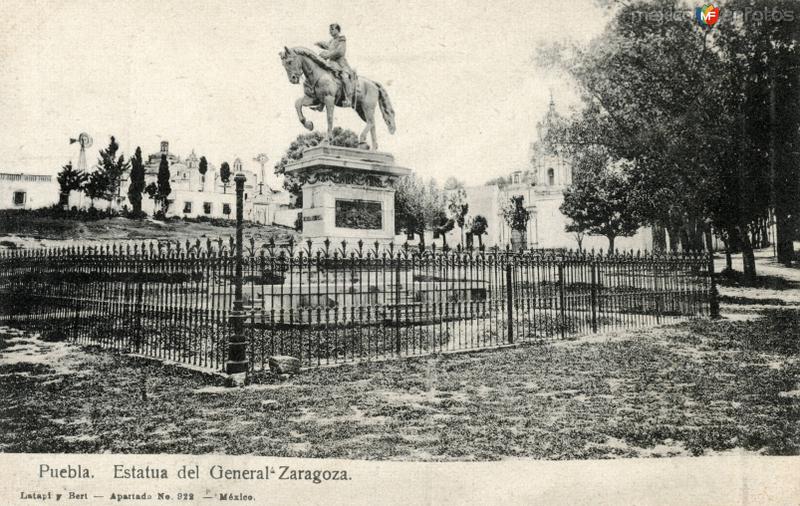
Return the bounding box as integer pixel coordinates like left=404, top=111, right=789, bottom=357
left=505, top=261, right=513, bottom=344
left=134, top=268, right=144, bottom=354
left=226, top=172, right=248, bottom=375
left=395, top=253, right=402, bottom=354
left=708, top=252, right=720, bottom=319
left=558, top=262, right=566, bottom=339
left=590, top=261, right=597, bottom=333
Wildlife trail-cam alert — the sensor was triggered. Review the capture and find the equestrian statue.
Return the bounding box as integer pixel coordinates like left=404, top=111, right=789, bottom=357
left=280, top=23, right=396, bottom=150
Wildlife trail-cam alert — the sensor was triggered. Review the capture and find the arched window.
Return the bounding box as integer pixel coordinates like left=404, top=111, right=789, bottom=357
left=547, top=168, right=555, bottom=186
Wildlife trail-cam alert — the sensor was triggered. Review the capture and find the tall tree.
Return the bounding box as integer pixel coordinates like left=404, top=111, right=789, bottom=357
left=537, top=0, right=775, bottom=280
left=127, top=147, right=145, bottom=217
left=715, top=0, right=800, bottom=265
left=157, top=154, right=172, bottom=214
left=56, top=161, right=88, bottom=209
left=198, top=156, right=208, bottom=191
left=93, top=135, right=130, bottom=208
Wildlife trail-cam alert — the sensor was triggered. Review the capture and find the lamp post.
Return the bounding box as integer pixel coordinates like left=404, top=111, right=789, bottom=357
left=226, top=171, right=248, bottom=375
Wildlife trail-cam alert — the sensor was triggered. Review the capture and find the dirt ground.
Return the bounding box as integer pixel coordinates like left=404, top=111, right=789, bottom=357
left=0, top=215, right=297, bottom=250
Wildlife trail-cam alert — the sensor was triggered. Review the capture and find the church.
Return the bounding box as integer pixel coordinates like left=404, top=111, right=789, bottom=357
left=441, top=98, right=652, bottom=251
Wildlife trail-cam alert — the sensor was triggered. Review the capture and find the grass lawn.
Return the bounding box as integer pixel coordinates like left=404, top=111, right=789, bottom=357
left=1, top=306, right=798, bottom=460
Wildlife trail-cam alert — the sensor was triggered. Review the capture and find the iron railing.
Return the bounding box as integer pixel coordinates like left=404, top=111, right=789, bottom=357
left=0, top=238, right=716, bottom=373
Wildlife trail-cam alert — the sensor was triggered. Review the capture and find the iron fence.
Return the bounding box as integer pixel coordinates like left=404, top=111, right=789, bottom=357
left=0, top=237, right=716, bottom=373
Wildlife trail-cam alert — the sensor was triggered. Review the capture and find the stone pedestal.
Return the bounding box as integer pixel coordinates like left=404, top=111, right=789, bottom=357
left=285, top=146, right=411, bottom=248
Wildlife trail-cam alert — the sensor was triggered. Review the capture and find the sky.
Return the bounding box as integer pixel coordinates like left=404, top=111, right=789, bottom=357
left=0, top=0, right=609, bottom=188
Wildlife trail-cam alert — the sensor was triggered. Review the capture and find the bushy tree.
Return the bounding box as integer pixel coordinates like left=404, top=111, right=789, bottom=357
left=443, top=177, right=465, bottom=190
left=485, top=176, right=510, bottom=187
left=535, top=0, right=796, bottom=280
left=127, top=147, right=145, bottom=217
left=470, top=214, right=488, bottom=249
left=274, top=127, right=361, bottom=207
left=83, top=169, right=108, bottom=208
left=447, top=188, right=469, bottom=245
left=87, top=136, right=129, bottom=209
left=502, top=195, right=529, bottom=233
left=395, top=175, right=426, bottom=240
left=560, top=157, right=640, bottom=252
left=219, top=162, right=231, bottom=187
left=56, top=162, right=88, bottom=208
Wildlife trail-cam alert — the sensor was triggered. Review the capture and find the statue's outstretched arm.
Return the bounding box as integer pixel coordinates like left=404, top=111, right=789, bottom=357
left=315, top=41, right=329, bottom=49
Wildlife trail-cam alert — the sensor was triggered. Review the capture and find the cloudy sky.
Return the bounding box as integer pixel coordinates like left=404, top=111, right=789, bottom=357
left=0, top=0, right=608, bottom=187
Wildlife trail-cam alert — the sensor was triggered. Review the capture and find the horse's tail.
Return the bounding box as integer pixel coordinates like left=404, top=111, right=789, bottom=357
left=375, top=82, right=396, bottom=134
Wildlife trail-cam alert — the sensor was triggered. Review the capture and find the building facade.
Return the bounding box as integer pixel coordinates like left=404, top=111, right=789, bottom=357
left=118, top=142, right=291, bottom=222
left=440, top=98, right=652, bottom=252
left=0, top=172, right=59, bottom=210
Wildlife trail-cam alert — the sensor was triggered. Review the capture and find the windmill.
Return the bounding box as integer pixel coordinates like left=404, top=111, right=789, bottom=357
left=69, top=132, right=93, bottom=172
left=253, top=153, right=269, bottom=194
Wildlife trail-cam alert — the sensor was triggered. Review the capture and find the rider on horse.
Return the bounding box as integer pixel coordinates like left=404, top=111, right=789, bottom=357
left=315, top=23, right=354, bottom=108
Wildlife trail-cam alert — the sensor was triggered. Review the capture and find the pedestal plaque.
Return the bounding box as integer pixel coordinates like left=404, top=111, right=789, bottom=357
left=284, top=146, right=411, bottom=247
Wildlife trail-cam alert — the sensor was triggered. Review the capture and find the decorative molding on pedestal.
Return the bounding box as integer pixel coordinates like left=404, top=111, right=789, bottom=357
left=284, top=146, right=412, bottom=244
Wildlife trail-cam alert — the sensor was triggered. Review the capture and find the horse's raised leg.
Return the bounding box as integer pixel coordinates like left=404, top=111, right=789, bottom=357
left=295, top=96, right=315, bottom=131
left=323, top=95, right=335, bottom=144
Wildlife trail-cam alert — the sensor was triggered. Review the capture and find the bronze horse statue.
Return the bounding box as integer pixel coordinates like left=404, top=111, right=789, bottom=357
left=280, top=46, right=396, bottom=150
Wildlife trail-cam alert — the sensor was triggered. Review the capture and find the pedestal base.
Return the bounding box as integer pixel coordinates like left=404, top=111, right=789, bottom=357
left=285, top=146, right=411, bottom=250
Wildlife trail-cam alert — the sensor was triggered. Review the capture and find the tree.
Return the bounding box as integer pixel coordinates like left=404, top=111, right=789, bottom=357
left=485, top=176, right=509, bottom=187
left=470, top=214, right=488, bottom=249
left=433, top=212, right=455, bottom=249
left=127, top=147, right=145, bottom=217
left=91, top=135, right=130, bottom=208
left=560, top=158, right=640, bottom=253
left=714, top=0, right=800, bottom=265
left=219, top=162, right=231, bottom=188
left=536, top=0, right=780, bottom=280
left=274, top=127, right=361, bottom=207
left=198, top=156, right=208, bottom=191
left=502, top=195, right=530, bottom=248
left=156, top=154, right=172, bottom=214
left=83, top=169, right=108, bottom=208
left=572, top=229, right=585, bottom=251
left=421, top=179, right=448, bottom=246
left=395, top=175, right=426, bottom=241
left=145, top=155, right=171, bottom=217
left=56, top=162, right=88, bottom=208
left=447, top=188, right=469, bottom=246
left=443, top=177, right=465, bottom=190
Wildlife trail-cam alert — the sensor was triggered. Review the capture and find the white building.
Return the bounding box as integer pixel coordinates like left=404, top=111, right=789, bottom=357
left=0, top=172, right=59, bottom=210
left=118, top=141, right=292, bottom=223
left=439, top=99, right=652, bottom=252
